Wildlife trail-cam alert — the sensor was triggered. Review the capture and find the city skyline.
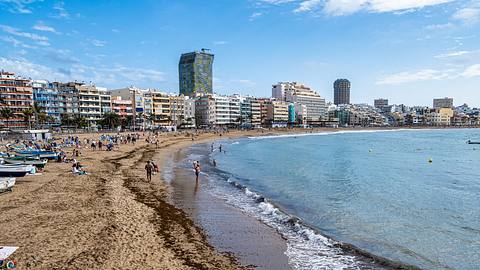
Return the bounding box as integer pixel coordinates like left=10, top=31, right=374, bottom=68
left=0, top=0, right=479, bottom=107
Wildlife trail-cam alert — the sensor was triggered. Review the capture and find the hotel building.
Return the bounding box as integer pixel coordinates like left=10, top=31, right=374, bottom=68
left=272, top=82, right=326, bottom=123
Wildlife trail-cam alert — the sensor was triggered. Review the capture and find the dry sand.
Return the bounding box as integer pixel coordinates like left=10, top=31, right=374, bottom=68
left=0, top=130, right=275, bottom=269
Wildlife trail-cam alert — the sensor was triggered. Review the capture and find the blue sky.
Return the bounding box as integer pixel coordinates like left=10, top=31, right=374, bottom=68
left=0, top=0, right=479, bottom=107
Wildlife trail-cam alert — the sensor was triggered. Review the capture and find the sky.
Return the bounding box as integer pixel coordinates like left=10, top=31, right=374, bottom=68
left=0, top=0, right=479, bottom=107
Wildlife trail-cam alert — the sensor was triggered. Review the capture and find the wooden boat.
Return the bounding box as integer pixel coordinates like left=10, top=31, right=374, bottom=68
left=0, top=178, right=15, bottom=193
left=467, top=140, right=480, bottom=145
left=15, top=150, right=58, bottom=160
left=3, top=157, right=48, bottom=168
left=0, top=164, right=34, bottom=177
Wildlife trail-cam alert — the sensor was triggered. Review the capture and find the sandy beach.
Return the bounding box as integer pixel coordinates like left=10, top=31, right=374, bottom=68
left=0, top=126, right=469, bottom=269
left=0, top=129, right=293, bottom=270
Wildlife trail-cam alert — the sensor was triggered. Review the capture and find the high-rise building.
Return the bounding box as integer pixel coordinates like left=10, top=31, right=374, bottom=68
left=179, top=49, right=214, bottom=97
left=433, top=97, right=453, bottom=109
left=272, top=82, right=326, bottom=122
left=334, top=79, right=351, bottom=105
left=374, top=98, right=389, bottom=108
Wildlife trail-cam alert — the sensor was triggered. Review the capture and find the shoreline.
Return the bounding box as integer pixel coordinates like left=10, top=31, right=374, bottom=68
left=0, top=127, right=475, bottom=269
left=170, top=139, right=423, bottom=270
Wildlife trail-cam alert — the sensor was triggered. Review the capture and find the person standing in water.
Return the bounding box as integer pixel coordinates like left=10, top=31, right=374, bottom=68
left=145, top=161, right=154, bottom=182
left=194, top=161, right=201, bottom=182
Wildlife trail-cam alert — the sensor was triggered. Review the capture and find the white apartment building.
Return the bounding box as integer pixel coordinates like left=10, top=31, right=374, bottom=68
left=272, top=82, right=326, bottom=122
left=78, top=85, right=111, bottom=125
left=194, top=94, right=242, bottom=127
left=184, top=97, right=196, bottom=128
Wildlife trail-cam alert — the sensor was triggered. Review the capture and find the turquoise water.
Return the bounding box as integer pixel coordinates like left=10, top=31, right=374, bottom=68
left=209, top=129, right=480, bottom=270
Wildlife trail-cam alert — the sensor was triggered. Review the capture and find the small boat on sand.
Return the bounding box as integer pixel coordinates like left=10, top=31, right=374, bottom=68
left=0, top=164, right=35, bottom=177
left=3, top=157, right=48, bottom=168
left=467, top=140, right=480, bottom=145
left=0, top=178, right=15, bottom=193
left=14, top=150, right=58, bottom=160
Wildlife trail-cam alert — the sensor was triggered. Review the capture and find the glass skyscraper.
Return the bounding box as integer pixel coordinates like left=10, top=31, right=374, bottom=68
left=179, top=49, right=214, bottom=97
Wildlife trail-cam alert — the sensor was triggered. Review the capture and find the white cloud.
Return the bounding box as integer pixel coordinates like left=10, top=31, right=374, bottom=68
left=377, top=63, right=480, bottom=85
left=435, top=50, right=471, bottom=58
left=424, top=23, right=455, bottom=30
left=273, top=0, right=454, bottom=15
left=462, top=64, right=480, bottom=78
left=249, top=12, right=264, bottom=21
left=89, top=38, right=106, bottom=47
left=294, top=0, right=322, bottom=13
left=376, top=68, right=454, bottom=85
left=52, top=1, right=70, bottom=18
left=0, top=56, right=166, bottom=87
left=452, top=7, right=480, bottom=24
left=0, top=24, right=49, bottom=46
left=0, top=0, right=43, bottom=14
left=33, top=21, right=60, bottom=34
left=259, top=0, right=296, bottom=4
left=0, top=57, right=68, bottom=81
left=0, top=35, right=36, bottom=48
left=213, top=40, right=228, bottom=45
left=322, top=0, right=366, bottom=15
left=367, top=0, right=453, bottom=13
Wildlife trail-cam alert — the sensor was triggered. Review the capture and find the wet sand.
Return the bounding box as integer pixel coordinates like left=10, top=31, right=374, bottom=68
left=166, top=148, right=292, bottom=270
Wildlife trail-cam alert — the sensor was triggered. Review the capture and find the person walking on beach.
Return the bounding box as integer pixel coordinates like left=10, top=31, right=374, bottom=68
left=145, top=161, right=154, bottom=182
left=194, top=161, right=201, bottom=182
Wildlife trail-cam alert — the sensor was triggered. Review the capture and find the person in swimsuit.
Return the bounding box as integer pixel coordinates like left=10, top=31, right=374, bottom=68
left=194, top=161, right=201, bottom=182
left=145, top=161, right=154, bottom=182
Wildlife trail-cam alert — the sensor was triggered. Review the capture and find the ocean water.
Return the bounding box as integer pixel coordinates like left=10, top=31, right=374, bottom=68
left=183, top=129, right=480, bottom=270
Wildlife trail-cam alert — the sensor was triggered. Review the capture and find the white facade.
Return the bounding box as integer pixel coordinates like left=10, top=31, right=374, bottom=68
left=272, top=82, right=326, bottom=122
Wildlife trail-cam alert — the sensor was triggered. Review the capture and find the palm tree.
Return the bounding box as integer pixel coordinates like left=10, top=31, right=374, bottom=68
left=46, top=115, right=57, bottom=125
left=33, top=102, right=45, bottom=128
left=37, top=112, right=48, bottom=127
left=22, top=108, right=34, bottom=129
left=0, top=108, right=14, bottom=128
left=73, top=115, right=87, bottom=129
left=61, top=113, right=74, bottom=127
left=101, top=112, right=120, bottom=129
